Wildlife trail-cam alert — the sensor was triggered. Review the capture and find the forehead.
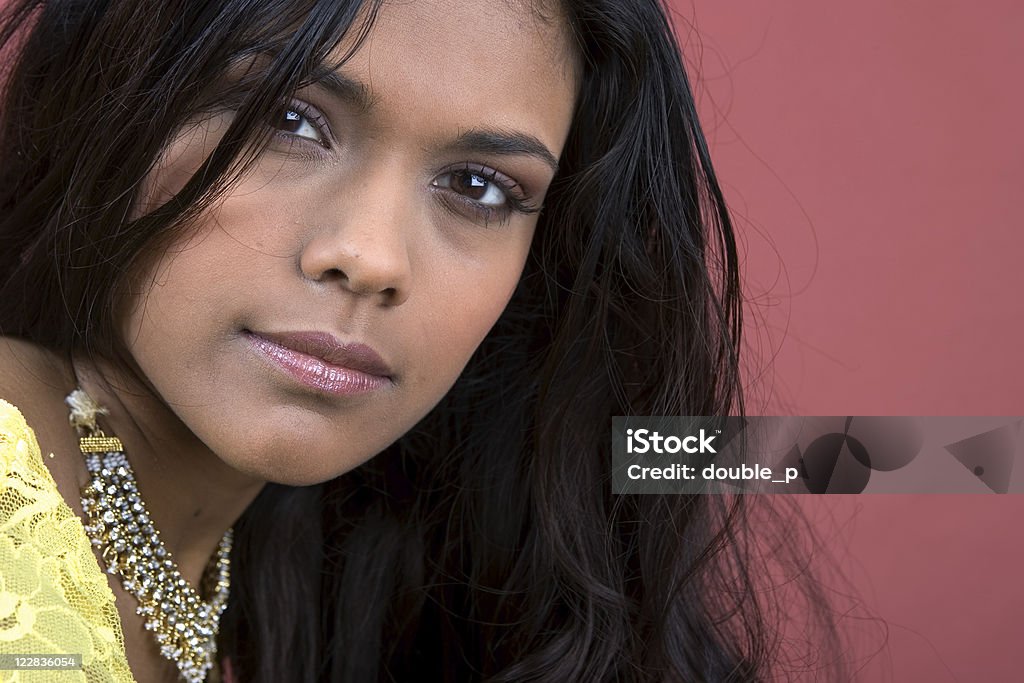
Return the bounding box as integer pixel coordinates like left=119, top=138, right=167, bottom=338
left=328, top=0, right=579, bottom=147
left=363, top=0, right=576, bottom=68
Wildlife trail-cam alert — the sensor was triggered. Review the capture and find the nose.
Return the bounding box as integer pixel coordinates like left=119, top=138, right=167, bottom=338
left=298, top=179, right=413, bottom=307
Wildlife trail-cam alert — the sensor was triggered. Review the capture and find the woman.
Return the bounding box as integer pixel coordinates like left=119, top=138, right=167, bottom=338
left=0, top=0, right=846, bottom=680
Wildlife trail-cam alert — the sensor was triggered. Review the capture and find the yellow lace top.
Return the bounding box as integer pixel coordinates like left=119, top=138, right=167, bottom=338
left=0, top=398, right=135, bottom=682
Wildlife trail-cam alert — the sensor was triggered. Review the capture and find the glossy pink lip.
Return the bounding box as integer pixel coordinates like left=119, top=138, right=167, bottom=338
left=245, top=330, right=392, bottom=396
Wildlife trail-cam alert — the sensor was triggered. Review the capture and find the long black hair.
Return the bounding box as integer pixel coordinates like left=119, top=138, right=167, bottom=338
left=0, top=0, right=849, bottom=680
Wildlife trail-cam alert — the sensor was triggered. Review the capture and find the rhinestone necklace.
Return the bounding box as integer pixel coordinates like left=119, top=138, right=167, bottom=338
left=69, top=389, right=233, bottom=683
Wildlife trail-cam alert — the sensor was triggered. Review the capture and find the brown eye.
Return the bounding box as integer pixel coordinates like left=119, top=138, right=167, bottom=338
left=270, top=104, right=326, bottom=146
left=432, top=169, right=508, bottom=207
left=450, top=171, right=491, bottom=201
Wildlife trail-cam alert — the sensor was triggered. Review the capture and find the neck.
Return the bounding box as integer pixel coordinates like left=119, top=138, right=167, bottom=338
left=71, top=353, right=266, bottom=589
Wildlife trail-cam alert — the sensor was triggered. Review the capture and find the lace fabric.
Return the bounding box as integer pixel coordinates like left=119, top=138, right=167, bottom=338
left=0, top=398, right=135, bottom=682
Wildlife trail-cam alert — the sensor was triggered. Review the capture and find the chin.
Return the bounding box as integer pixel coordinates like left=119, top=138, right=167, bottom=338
left=226, top=442, right=373, bottom=488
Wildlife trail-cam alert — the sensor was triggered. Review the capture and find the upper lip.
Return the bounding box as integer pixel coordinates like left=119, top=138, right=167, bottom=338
left=249, top=330, right=393, bottom=378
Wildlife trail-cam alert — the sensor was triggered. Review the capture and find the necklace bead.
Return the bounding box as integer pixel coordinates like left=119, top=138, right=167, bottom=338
left=72, top=392, right=232, bottom=683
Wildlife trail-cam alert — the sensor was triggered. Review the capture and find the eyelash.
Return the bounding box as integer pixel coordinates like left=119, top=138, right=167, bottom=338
left=431, top=163, right=540, bottom=225
left=269, top=100, right=332, bottom=149
left=268, top=100, right=540, bottom=225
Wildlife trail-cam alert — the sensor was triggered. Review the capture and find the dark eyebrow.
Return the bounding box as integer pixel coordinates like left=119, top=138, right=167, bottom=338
left=447, top=130, right=561, bottom=174
left=305, top=66, right=561, bottom=173
left=306, top=69, right=376, bottom=114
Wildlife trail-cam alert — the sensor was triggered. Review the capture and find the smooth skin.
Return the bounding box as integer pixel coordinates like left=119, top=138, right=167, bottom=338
left=0, top=1, right=579, bottom=680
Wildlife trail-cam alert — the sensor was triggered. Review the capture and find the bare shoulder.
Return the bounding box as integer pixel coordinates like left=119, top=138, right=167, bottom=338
left=0, top=338, right=94, bottom=531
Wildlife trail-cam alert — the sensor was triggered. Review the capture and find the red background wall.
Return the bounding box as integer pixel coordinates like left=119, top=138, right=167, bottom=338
left=672, top=1, right=1023, bottom=679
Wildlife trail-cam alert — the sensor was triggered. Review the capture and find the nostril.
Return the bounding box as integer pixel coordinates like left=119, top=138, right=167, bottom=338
left=321, top=267, right=347, bottom=282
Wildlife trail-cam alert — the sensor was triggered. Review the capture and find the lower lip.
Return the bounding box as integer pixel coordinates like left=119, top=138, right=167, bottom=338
left=245, top=333, right=390, bottom=396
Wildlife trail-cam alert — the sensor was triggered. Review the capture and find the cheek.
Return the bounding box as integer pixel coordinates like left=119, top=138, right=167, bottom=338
left=415, top=240, right=531, bottom=377
left=118, top=226, right=246, bottom=375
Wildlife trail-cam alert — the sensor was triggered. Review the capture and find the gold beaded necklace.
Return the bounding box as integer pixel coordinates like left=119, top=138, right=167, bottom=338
left=68, top=389, right=232, bottom=683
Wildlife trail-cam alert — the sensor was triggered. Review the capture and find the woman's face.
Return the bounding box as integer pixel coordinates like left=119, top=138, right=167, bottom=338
left=123, top=0, right=578, bottom=485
